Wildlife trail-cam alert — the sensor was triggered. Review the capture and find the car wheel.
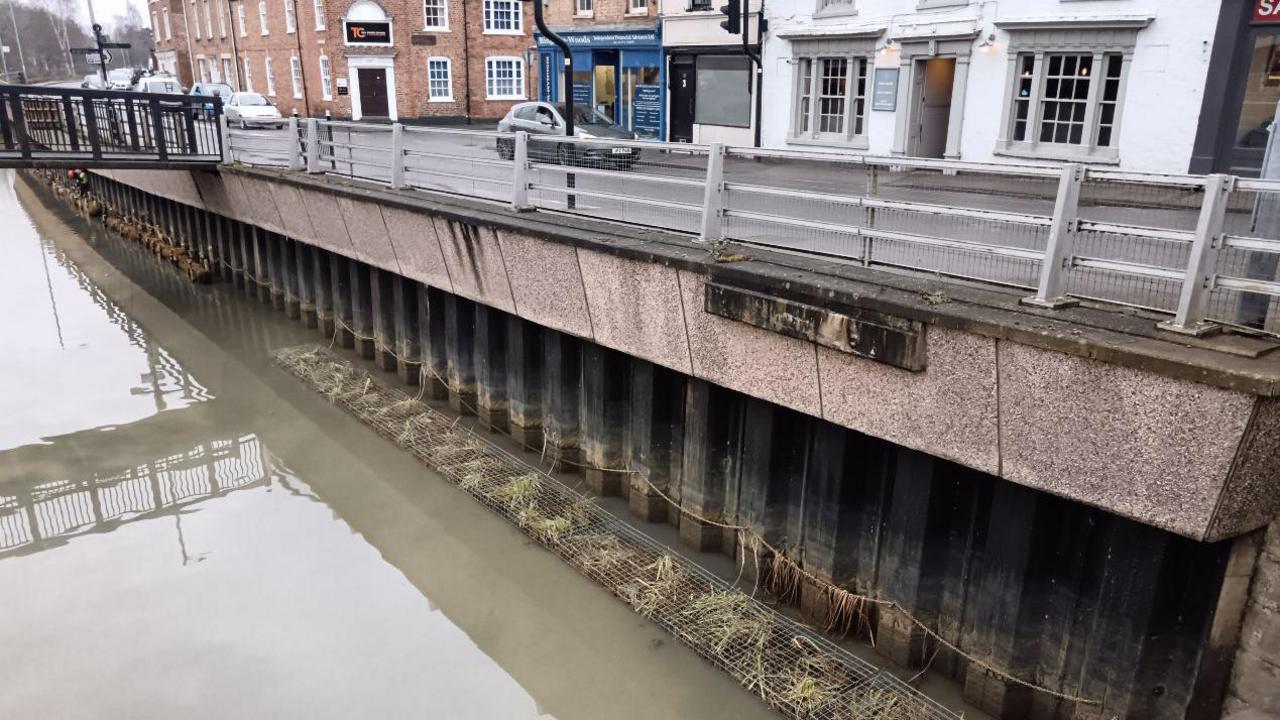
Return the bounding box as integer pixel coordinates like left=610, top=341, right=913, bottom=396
left=556, top=143, right=573, bottom=167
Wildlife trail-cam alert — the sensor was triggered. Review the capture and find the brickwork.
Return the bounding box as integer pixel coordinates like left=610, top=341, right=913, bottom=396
left=544, top=0, right=655, bottom=27
left=1225, top=522, right=1280, bottom=717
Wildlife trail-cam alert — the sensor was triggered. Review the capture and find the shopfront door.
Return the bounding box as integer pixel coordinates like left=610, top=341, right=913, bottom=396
left=669, top=56, right=695, bottom=143
left=357, top=68, right=389, bottom=118
left=1225, top=26, right=1280, bottom=175
left=592, top=51, right=619, bottom=124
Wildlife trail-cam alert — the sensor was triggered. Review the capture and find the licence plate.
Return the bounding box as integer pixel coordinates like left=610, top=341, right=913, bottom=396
left=610, top=147, right=630, bottom=155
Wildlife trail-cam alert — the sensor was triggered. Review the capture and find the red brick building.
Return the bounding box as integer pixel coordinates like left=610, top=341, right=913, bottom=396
left=150, top=0, right=538, bottom=122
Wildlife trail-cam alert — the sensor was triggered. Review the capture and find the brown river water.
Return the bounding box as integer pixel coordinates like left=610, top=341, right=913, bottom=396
left=0, top=170, right=783, bottom=720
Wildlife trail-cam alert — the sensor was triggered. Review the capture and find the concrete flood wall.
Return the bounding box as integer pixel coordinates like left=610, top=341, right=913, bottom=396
left=72, top=166, right=1280, bottom=719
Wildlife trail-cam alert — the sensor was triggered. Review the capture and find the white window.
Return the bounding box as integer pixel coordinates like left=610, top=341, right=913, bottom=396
left=628, top=0, right=646, bottom=13
left=790, top=56, right=868, bottom=143
left=285, top=0, right=296, bottom=32
left=290, top=55, right=303, bottom=98
left=427, top=57, right=452, bottom=101
left=191, top=1, right=201, bottom=38
left=204, top=0, right=213, bottom=38
left=223, top=57, right=235, bottom=89
left=198, top=58, right=210, bottom=84
left=1009, top=52, right=1126, bottom=150
left=237, top=3, right=246, bottom=35
left=163, top=8, right=172, bottom=39
left=483, top=0, right=521, bottom=33
left=484, top=57, right=524, bottom=99
left=815, top=0, right=854, bottom=16
left=152, top=12, right=160, bottom=38
left=423, top=0, right=447, bottom=29
left=243, top=56, right=253, bottom=92
left=265, top=56, right=276, bottom=95
left=576, top=0, right=592, bottom=16
left=314, top=0, right=326, bottom=29
left=258, top=0, right=269, bottom=34
left=319, top=54, right=332, bottom=99
left=218, top=0, right=227, bottom=36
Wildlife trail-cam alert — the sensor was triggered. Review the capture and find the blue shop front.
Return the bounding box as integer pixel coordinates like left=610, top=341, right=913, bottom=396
left=535, top=25, right=665, bottom=140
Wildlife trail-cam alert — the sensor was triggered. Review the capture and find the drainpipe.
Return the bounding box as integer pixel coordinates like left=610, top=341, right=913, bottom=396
left=227, top=0, right=244, bottom=90
left=531, top=0, right=573, bottom=136
left=290, top=0, right=312, bottom=116
left=461, top=0, right=472, bottom=121
left=752, top=0, right=763, bottom=147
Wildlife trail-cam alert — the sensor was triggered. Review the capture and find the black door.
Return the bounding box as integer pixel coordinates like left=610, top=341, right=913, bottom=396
left=669, top=56, right=695, bottom=143
left=358, top=68, right=389, bottom=118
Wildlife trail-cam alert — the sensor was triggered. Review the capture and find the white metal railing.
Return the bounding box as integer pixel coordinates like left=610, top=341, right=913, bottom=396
left=224, top=117, right=1280, bottom=337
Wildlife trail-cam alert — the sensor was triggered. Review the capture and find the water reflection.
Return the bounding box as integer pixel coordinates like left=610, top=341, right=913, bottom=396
left=0, top=173, right=210, bottom=451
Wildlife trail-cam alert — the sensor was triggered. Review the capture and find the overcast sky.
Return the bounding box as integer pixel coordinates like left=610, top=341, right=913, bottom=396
left=64, top=0, right=150, bottom=31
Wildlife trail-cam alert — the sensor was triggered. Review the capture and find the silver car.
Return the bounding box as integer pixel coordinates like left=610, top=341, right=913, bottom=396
left=496, top=101, right=640, bottom=170
left=224, top=92, right=284, bottom=129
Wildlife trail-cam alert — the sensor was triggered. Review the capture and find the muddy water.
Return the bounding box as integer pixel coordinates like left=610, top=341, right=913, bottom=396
left=0, top=171, right=780, bottom=720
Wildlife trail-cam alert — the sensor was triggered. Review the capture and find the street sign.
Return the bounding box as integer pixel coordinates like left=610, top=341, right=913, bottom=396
left=100, top=42, right=131, bottom=49
left=85, top=50, right=112, bottom=65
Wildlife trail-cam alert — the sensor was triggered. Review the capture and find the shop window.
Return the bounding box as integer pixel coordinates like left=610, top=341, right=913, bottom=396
left=485, top=57, right=525, bottom=99
left=314, top=0, right=327, bottom=30
left=319, top=55, right=333, bottom=100
left=1235, top=31, right=1280, bottom=152
left=285, top=0, right=296, bottom=33
left=428, top=57, right=453, bottom=101
left=423, top=0, right=448, bottom=29
left=694, top=55, right=751, bottom=128
left=290, top=55, right=303, bottom=98
left=483, top=0, right=522, bottom=34
left=789, top=56, right=867, bottom=143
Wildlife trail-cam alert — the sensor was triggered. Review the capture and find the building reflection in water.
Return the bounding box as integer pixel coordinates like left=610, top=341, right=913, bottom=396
left=0, top=434, right=274, bottom=557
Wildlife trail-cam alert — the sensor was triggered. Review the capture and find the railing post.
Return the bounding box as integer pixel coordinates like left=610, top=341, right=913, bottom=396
left=1159, top=173, right=1234, bottom=335
left=82, top=97, right=102, bottom=160
left=10, top=95, right=32, bottom=162
left=305, top=118, right=320, bottom=173
left=1023, top=163, right=1084, bottom=308
left=390, top=122, right=405, bottom=189
left=512, top=130, right=532, bottom=210
left=218, top=113, right=231, bottom=163
left=287, top=116, right=302, bottom=171
left=149, top=98, right=168, bottom=161
left=699, top=142, right=726, bottom=242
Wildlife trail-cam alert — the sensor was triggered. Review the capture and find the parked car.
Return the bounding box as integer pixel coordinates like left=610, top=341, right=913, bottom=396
left=223, top=92, right=284, bottom=129
left=133, top=74, right=183, bottom=95
left=81, top=73, right=106, bottom=90
left=189, top=82, right=233, bottom=119
left=106, top=67, right=141, bottom=90
left=496, top=101, right=641, bottom=170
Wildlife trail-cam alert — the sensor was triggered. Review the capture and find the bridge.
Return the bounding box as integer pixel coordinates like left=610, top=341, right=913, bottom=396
left=0, top=84, right=222, bottom=170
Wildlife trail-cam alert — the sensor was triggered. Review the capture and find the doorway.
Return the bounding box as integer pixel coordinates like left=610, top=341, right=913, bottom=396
left=356, top=67, right=389, bottom=118
left=1223, top=28, right=1280, bottom=175
left=909, top=58, right=955, bottom=159
left=669, top=55, right=695, bottom=143
left=592, top=50, right=618, bottom=123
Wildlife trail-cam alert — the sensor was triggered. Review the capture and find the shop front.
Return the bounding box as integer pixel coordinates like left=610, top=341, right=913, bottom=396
left=1194, top=0, right=1280, bottom=175
left=536, top=26, right=664, bottom=139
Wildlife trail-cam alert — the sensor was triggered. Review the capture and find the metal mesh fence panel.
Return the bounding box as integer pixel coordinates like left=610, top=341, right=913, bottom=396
left=402, top=127, right=514, bottom=203
left=273, top=344, right=962, bottom=720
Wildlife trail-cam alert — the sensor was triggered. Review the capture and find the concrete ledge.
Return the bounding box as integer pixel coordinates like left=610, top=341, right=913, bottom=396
left=90, top=164, right=1280, bottom=540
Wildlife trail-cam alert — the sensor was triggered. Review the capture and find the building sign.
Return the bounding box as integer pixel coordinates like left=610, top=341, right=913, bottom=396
left=541, top=53, right=556, bottom=101
left=1257, top=0, right=1280, bottom=23
left=345, top=21, right=392, bottom=44
left=633, top=84, right=661, bottom=132
left=572, top=82, right=591, bottom=106
left=872, top=68, right=899, bottom=111
left=536, top=29, right=659, bottom=49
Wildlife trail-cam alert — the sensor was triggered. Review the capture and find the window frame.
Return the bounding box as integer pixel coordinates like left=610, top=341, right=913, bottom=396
left=217, top=0, right=227, bottom=36
left=236, top=3, right=246, bottom=36
left=243, top=56, right=254, bottom=93
left=265, top=55, right=276, bottom=96
left=191, top=1, right=201, bottom=39
left=787, top=54, right=869, bottom=148
left=576, top=0, right=593, bottom=18
left=482, top=0, right=522, bottom=35
left=290, top=55, right=303, bottom=98
left=427, top=56, right=453, bottom=102
left=285, top=0, right=296, bottom=32
left=258, top=0, right=269, bottom=35
left=314, top=0, right=326, bottom=29
left=422, top=0, right=448, bottom=30
left=204, top=0, right=213, bottom=38
left=628, top=0, right=647, bottom=14
left=814, top=0, right=856, bottom=19
left=319, top=55, right=333, bottom=100
left=484, top=56, right=526, bottom=100
left=223, top=57, right=236, bottom=90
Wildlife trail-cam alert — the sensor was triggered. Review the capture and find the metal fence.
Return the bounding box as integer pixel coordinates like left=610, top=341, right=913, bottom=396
left=1, top=84, right=223, bottom=167
left=225, top=117, right=1280, bottom=337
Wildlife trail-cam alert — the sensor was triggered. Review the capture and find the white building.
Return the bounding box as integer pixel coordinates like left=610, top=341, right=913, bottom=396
left=758, top=0, right=1237, bottom=174
left=660, top=0, right=763, bottom=144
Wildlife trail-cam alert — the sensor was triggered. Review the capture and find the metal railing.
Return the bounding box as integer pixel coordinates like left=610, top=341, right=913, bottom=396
left=0, top=84, right=223, bottom=168
left=225, top=117, right=1280, bottom=337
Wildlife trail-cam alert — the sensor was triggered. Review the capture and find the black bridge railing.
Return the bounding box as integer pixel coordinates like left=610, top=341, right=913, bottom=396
left=0, top=84, right=223, bottom=169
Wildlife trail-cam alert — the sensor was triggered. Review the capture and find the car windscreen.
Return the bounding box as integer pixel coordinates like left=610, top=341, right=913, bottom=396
left=555, top=105, right=612, bottom=127
left=237, top=94, right=270, bottom=106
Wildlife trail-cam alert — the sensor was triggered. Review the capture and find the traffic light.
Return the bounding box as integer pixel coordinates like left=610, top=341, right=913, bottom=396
left=719, top=0, right=740, bottom=35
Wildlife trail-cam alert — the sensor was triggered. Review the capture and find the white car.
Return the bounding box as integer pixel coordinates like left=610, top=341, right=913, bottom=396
left=224, top=92, right=284, bottom=129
